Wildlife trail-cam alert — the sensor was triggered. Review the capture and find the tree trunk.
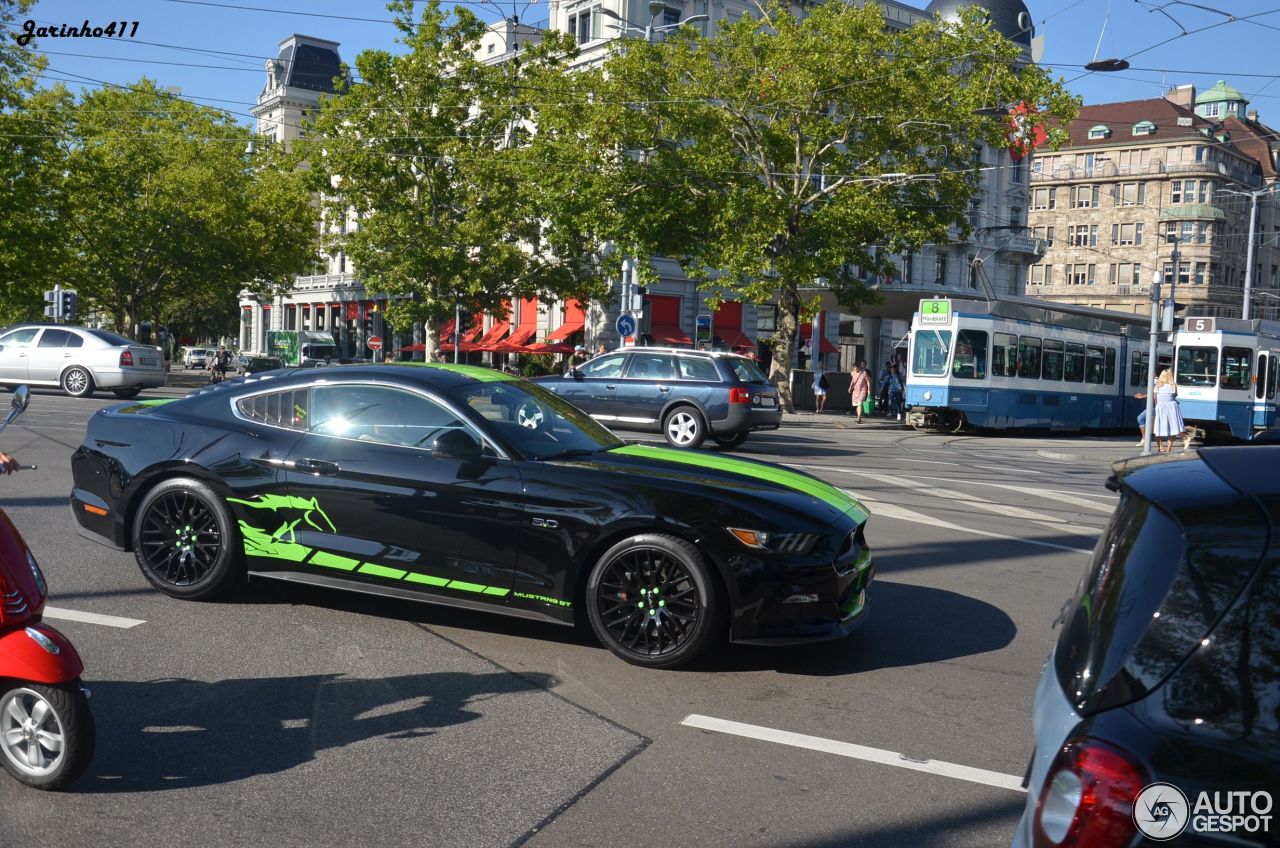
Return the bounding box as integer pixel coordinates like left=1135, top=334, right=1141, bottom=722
left=426, top=316, right=444, bottom=362
left=770, top=287, right=803, bottom=413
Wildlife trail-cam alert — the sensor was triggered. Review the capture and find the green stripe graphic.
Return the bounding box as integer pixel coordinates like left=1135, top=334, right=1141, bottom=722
left=609, top=444, right=869, bottom=521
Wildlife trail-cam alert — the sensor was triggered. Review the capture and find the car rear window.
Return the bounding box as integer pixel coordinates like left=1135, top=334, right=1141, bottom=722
left=87, top=329, right=132, bottom=346
left=1055, top=488, right=1266, bottom=716
left=728, top=358, right=768, bottom=383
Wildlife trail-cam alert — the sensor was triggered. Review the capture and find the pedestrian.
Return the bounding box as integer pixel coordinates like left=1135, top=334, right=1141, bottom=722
left=886, top=364, right=905, bottom=420
left=434, top=349, right=448, bottom=363
left=812, top=362, right=830, bottom=413
left=595, top=342, right=608, bottom=357
left=1133, top=391, right=1149, bottom=447
left=209, top=345, right=231, bottom=383
left=1152, top=368, right=1185, bottom=453
left=877, top=359, right=892, bottom=412
left=850, top=360, right=871, bottom=423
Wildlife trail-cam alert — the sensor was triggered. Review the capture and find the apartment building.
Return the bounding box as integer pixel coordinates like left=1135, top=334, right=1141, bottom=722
left=1026, top=81, right=1280, bottom=320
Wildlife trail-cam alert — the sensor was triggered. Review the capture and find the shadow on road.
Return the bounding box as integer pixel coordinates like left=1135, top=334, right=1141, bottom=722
left=0, top=496, right=71, bottom=509
left=713, top=580, right=1017, bottom=676
left=79, top=669, right=558, bottom=792
left=779, top=795, right=1025, bottom=848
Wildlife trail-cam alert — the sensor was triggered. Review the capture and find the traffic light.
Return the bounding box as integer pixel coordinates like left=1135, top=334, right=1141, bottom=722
left=1162, top=300, right=1187, bottom=335
left=455, top=308, right=472, bottom=343
left=60, top=290, right=78, bottom=323
left=43, top=289, right=60, bottom=319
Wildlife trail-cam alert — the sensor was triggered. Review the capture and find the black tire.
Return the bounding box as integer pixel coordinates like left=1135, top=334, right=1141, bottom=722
left=112, top=387, right=142, bottom=399
left=0, top=680, right=95, bottom=790
left=60, top=366, right=94, bottom=398
left=585, top=533, right=725, bottom=669
left=711, top=431, right=749, bottom=450
left=132, top=477, right=242, bottom=600
left=662, top=406, right=707, bottom=449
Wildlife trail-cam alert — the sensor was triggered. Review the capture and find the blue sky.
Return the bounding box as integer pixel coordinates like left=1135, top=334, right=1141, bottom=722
left=15, top=0, right=1280, bottom=124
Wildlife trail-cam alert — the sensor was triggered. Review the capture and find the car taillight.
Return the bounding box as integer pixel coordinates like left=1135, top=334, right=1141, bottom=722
left=729, top=387, right=751, bottom=404
left=119, top=350, right=134, bottom=367
left=1033, top=739, right=1145, bottom=848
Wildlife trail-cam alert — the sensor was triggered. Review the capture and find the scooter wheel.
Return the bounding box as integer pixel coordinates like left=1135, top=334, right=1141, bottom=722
left=0, top=680, right=95, bottom=790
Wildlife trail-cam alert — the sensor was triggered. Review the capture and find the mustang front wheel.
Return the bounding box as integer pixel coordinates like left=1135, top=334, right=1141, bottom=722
left=0, top=681, right=95, bottom=790
left=133, top=477, right=241, bottom=600
left=586, top=533, right=724, bottom=668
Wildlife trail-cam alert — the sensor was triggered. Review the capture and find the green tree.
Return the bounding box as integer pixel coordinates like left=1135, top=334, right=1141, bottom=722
left=303, top=0, right=607, bottom=353
left=0, top=0, right=71, bottom=323
left=56, top=81, right=316, bottom=338
left=528, top=1, right=1078, bottom=409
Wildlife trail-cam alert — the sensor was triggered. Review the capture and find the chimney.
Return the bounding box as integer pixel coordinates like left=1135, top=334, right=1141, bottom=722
left=1165, top=84, right=1196, bottom=109
left=1248, top=109, right=1259, bottom=122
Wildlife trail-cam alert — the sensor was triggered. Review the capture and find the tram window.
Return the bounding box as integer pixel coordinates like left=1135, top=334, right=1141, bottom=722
left=1269, top=355, right=1277, bottom=399
left=1104, top=348, right=1116, bottom=385
left=952, top=330, right=988, bottom=379
left=993, top=333, right=1017, bottom=377
left=1176, top=347, right=1218, bottom=387
left=1221, top=347, right=1252, bottom=390
left=1130, top=351, right=1148, bottom=387
left=1257, top=354, right=1268, bottom=399
left=1019, top=336, right=1041, bottom=380
left=1064, top=343, right=1085, bottom=382
left=912, top=330, right=952, bottom=376
left=1086, top=346, right=1106, bottom=384
left=1043, top=339, right=1065, bottom=380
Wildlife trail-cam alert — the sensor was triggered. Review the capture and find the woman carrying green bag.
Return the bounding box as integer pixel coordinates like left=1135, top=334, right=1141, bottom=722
left=850, top=360, right=872, bottom=424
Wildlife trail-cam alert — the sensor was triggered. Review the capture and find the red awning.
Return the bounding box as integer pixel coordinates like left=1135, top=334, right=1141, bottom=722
left=488, top=326, right=536, bottom=353
left=799, top=323, right=838, bottom=354
left=526, top=342, right=575, bottom=354
left=547, top=300, right=587, bottom=342
left=716, top=329, right=754, bottom=350
left=402, top=343, right=427, bottom=352
left=648, top=325, right=692, bottom=345
left=473, top=320, right=510, bottom=348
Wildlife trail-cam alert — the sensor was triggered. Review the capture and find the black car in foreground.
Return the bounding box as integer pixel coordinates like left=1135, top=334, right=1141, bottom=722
left=69, top=364, right=873, bottom=668
left=533, top=347, right=781, bottom=450
left=1013, top=447, right=1279, bottom=847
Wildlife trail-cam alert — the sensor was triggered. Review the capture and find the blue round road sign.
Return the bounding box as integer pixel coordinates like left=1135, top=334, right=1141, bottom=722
left=615, top=313, right=637, bottom=337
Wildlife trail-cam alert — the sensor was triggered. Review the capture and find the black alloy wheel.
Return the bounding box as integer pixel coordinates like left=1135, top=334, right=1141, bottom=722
left=711, top=431, right=749, bottom=450
left=132, top=477, right=241, bottom=600
left=586, top=534, right=723, bottom=668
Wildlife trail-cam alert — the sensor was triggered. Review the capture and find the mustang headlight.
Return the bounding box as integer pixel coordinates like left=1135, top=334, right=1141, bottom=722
left=26, top=548, right=46, bottom=597
left=727, top=528, right=820, bottom=554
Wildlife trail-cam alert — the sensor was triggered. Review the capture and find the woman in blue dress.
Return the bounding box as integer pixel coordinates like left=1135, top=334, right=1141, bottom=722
left=1152, top=368, right=1185, bottom=453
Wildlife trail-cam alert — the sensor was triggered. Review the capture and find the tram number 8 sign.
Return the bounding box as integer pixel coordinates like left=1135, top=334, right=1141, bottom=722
left=919, top=299, right=952, bottom=325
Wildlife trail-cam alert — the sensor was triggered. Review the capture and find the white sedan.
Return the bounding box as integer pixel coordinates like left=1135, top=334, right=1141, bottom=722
left=0, top=323, right=167, bottom=398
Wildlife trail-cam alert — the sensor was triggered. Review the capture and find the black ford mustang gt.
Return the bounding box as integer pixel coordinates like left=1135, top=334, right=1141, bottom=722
left=70, top=364, right=874, bottom=668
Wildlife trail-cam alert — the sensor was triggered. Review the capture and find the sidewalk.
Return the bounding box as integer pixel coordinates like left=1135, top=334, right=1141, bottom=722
left=781, top=411, right=907, bottom=429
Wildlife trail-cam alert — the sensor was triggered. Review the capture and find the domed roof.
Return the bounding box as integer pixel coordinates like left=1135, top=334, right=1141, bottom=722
left=925, top=0, right=1034, bottom=46
left=1196, top=80, right=1247, bottom=105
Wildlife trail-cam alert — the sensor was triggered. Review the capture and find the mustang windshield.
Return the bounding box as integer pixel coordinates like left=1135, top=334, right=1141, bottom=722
left=451, top=380, right=625, bottom=460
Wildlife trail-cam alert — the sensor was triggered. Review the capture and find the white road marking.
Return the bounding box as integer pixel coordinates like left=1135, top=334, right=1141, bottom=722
left=847, top=494, right=1094, bottom=554
left=42, top=606, right=146, bottom=629
left=798, top=465, right=1102, bottom=540
left=966, top=463, right=1044, bottom=476
left=682, top=714, right=1026, bottom=793
left=888, top=475, right=1116, bottom=513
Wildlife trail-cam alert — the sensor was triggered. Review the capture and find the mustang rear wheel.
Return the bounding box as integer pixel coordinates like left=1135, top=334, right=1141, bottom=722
left=662, top=407, right=706, bottom=449
left=0, top=681, right=95, bottom=790
left=586, top=533, right=724, bottom=668
left=132, top=477, right=241, bottom=600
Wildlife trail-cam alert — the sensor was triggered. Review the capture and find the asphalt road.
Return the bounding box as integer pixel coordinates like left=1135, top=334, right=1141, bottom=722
left=0, top=384, right=1140, bottom=848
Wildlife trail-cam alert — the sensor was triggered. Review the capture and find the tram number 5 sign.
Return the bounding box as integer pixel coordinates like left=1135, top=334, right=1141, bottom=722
left=1185, top=317, right=1215, bottom=333
left=919, top=299, right=952, bottom=325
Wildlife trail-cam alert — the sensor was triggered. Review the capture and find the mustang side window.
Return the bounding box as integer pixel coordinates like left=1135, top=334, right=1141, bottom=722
left=310, top=385, right=463, bottom=449
left=237, top=389, right=311, bottom=429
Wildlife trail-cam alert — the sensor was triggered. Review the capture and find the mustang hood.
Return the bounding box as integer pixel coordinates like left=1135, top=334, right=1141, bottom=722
left=584, top=443, right=869, bottom=527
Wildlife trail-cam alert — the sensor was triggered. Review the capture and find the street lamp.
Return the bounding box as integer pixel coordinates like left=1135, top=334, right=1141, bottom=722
left=1218, top=183, right=1279, bottom=320
left=599, top=2, right=709, bottom=43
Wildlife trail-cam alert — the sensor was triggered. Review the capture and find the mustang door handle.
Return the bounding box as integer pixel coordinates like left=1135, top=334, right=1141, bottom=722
left=295, top=459, right=340, bottom=476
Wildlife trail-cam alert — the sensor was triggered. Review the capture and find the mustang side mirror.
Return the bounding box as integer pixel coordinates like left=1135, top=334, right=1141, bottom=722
left=432, top=428, right=483, bottom=462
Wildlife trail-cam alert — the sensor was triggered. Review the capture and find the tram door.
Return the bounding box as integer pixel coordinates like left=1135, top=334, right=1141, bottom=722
left=1256, top=351, right=1279, bottom=431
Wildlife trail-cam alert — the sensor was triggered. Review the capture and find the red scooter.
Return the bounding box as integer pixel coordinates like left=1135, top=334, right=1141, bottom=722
left=0, top=386, right=94, bottom=789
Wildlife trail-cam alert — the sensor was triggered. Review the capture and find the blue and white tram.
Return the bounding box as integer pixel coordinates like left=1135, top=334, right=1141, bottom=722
left=1173, top=317, right=1280, bottom=439
left=904, top=297, right=1156, bottom=432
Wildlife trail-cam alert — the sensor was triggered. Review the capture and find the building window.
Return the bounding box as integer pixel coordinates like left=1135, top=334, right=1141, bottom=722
left=935, top=253, right=948, bottom=285
left=1009, top=207, right=1023, bottom=228
left=1111, top=222, right=1143, bottom=246
left=901, top=252, right=913, bottom=284
left=1011, top=161, right=1024, bottom=184
left=1029, top=264, right=1047, bottom=286
left=1087, top=125, right=1111, bottom=139
left=1031, top=187, right=1056, bottom=210
left=1194, top=262, right=1207, bottom=285
left=1164, top=262, right=1192, bottom=286
left=1072, top=185, right=1099, bottom=208
left=1115, top=182, right=1146, bottom=206
left=1203, top=102, right=1220, bottom=118
left=1068, top=225, right=1098, bottom=247
left=756, top=304, right=778, bottom=334
left=1033, top=225, right=1054, bottom=246
left=1132, top=120, right=1157, bottom=135
left=568, top=5, right=601, bottom=43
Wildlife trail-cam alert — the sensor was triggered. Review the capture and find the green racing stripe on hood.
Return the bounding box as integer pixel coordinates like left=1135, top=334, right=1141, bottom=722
left=608, top=444, right=868, bottom=521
